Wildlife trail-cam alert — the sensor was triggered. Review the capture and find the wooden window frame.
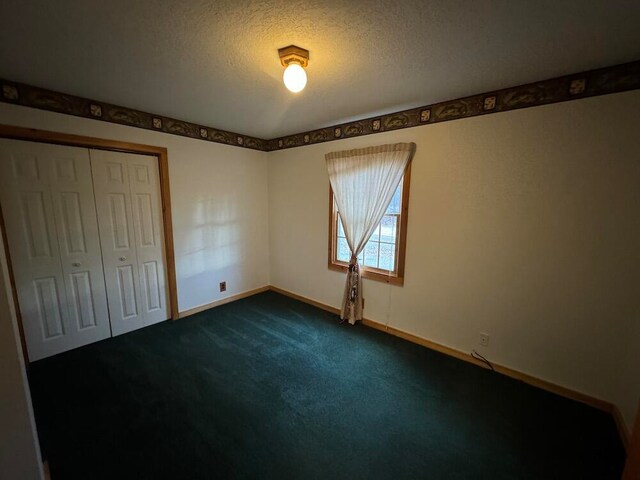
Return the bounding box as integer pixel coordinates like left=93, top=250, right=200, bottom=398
left=0, top=124, right=179, bottom=363
left=327, top=161, right=412, bottom=286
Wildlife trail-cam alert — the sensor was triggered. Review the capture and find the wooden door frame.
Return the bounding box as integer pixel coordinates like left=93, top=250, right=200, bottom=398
left=623, top=401, right=640, bottom=480
left=0, top=124, right=179, bottom=363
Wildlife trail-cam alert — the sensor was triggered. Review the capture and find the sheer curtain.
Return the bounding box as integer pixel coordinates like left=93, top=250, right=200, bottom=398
left=326, top=142, right=416, bottom=324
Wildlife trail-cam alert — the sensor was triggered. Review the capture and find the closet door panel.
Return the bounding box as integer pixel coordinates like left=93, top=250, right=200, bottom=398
left=0, top=140, right=110, bottom=360
left=0, top=143, right=72, bottom=361
left=49, top=147, right=112, bottom=345
left=90, top=149, right=144, bottom=336
left=129, top=156, right=168, bottom=326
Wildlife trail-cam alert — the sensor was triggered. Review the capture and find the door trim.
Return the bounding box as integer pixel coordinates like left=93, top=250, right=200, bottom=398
left=0, top=124, right=179, bottom=363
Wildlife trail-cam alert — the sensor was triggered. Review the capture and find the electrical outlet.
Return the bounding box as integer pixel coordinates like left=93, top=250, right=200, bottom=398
left=479, top=332, right=490, bottom=347
left=219, top=281, right=226, bottom=292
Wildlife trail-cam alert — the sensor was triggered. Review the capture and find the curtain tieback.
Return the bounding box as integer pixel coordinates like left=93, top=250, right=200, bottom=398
left=348, top=254, right=359, bottom=272
left=348, top=254, right=359, bottom=303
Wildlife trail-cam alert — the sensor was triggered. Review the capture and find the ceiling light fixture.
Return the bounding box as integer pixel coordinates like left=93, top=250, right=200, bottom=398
left=279, top=45, right=309, bottom=93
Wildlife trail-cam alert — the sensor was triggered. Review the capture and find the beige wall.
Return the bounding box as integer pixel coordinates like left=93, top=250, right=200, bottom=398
left=0, top=103, right=270, bottom=313
left=268, top=90, right=640, bottom=431
left=0, top=233, right=43, bottom=480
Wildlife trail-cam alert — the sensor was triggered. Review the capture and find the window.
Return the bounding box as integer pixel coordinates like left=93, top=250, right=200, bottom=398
left=328, top=163, right=411, bottom=285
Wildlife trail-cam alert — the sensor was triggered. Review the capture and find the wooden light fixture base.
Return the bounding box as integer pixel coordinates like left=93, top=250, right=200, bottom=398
left=278, top=45, right=309, bottom=68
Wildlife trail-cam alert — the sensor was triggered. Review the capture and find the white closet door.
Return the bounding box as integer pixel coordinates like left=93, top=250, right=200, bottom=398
left=50, top=146, right=112, bottom=345
left=90, top=149, right=144, bottom=335
left=0, top=140, right=111, bottom=360
left=128, top=155, right=169, bottom=326
left=90, top=149, right=168, bottom=335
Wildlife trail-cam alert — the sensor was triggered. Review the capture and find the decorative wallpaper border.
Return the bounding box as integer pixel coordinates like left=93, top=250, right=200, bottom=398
left=268, top=60, right=640, bottom=151
left=1, top=60, right=639, bottom=153
left=0, top=80, right=267, bottom=151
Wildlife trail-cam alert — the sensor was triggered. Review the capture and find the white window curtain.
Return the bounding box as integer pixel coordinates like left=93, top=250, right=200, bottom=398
left=326, top=142, right=416, bottom=324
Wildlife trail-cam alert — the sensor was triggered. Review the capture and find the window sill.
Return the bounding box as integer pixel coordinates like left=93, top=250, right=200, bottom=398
left=328, top=262, right=404, bottom=286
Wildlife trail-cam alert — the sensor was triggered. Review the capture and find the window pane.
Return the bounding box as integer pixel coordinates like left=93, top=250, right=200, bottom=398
left=337, top=214, right=345, bottom=238
left=380, top=215, right=397, bottom=244
left=333, top=175, right=404, bottom=275
left=362, top=240, right=379, bottom=268
left=386, top=182, right=402, bottom=214
left=379, top=243, right=395, bottom=271
left=337, top=237, right=350, bottom=262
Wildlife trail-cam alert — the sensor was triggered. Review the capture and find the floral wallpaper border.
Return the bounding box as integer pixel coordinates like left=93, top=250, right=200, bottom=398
left=1, top=60, right=639, bottom=153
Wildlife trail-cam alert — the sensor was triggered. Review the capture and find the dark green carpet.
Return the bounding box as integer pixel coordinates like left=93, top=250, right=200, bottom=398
left=29, top=291, right=624, bottom=479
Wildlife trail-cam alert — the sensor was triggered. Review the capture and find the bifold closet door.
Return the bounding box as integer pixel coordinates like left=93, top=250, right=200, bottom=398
left=0, top=140, right=111, bottom=361
left=90, top=149, right=168, bottom=336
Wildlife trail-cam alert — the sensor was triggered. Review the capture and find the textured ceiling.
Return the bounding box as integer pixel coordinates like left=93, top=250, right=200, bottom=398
left=1, top=0, right=640, bottom=139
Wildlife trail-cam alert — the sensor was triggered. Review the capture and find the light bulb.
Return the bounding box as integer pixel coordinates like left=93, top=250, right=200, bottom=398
left=283, top=62, right=307, bottom=93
